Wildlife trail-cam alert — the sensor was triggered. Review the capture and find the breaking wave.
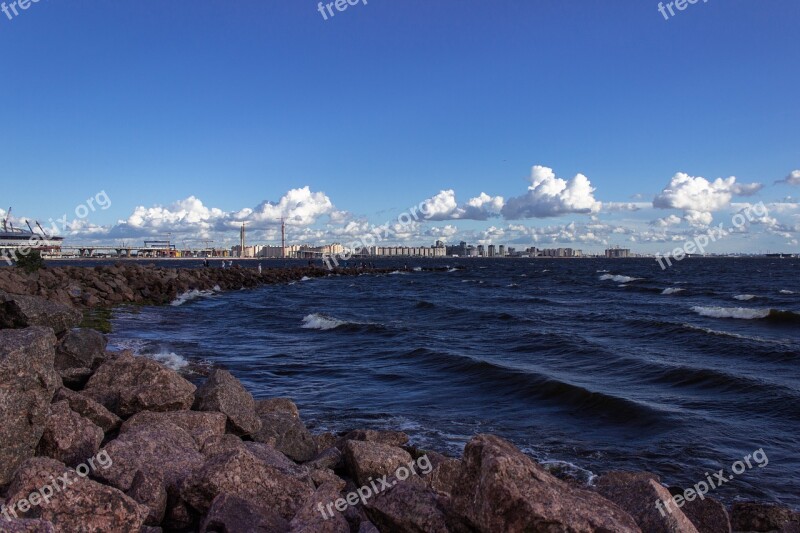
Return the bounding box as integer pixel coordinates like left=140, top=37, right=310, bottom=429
left=691, top=306, right=800, bottom=323
left=170, top=286, right=221, bottom=306
left=301, top=313, right=349, bottom=330
left=662, top=288, right=685, bottom=295
left=600, top=274, right=640, bottom=283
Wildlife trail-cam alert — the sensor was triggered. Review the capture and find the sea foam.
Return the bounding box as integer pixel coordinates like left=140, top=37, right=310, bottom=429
left=600, top=274, right=640, bottom=283
left=301, top=313, right=348, bottom=330
left=691, top=306, right=770, bottom=320
left=171, top=285, right=221, bottom=306
left=662, top=288, right=684, bottom=295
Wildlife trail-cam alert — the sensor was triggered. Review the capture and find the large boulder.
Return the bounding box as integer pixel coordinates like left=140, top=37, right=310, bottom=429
left=673, top=490, right=731, bottom=533
left=595, top=471, right=698, bottom=533
left=35, top=401, right=104, bottom=468
left=364, top=476, right=450, bottom=533
left=343, top=440, right=413, bottom=487
left=82, top=352, right=196, bottom=417
left=253, top=398, right=317, bottom=462
left=182, top=448, right=314, bottom=520
left=730, top=502, right=798, bottom=532
left=449, top=434, right=641, bottom=532
left=336, top=429, right=409, bottom=450
left=93, top=421, right=204, bottom=524
left=0, top=327, right=60, bottom=486
left=289, top=481, right=350, bottom=533
left=199, top=493, right=289, bottom=533
left=200, top=434, right=314, bottom=485
left=3, top=457, right=148, bottom=532
left=194, top=369, right=261, bottom=437
left=52, top=387, right=121, bottom=433
left=54, top=328, right=107, bottom=371
left=121, top=410, right=227, bottom=448
left=127, top=470, right=168, bottom=526
left=94, top=421, right=204, bottom=493
left=0, top=292, right=82, bottom=334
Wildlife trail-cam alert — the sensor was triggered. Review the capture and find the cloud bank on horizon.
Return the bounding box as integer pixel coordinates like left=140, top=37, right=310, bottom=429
left=11, top=166, right=800, bottom=251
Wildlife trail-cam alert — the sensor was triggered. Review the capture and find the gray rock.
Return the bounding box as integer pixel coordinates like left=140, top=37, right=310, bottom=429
left=253, top=398, right=317, bottom=462
left=595, top=471, right=698, bottom=533
left=0, top=327, right=60, bottom=485
left=730, top=502, right=797, bottom=532
left=0, top=292, right=82, bottom=334
left=52, top=387, right=122, bottom=433
left=121, top=410, right=227, bottom=448
left=364, top=477, right=450, bottom=533
left=194, top=369, right=261, bottom=437
left=127, top=470, right=168, bottom=526
left=336, top=429, right=409, bottom=450
left=83, top=352, right=196, bottom=417
left=289, top=481, right=350, bottom=533
left=35, top=400, right=104, bottom=468
left=54, top=328, right=107, bottom=371
left=199, top=493, right=289, bottom=533
left=4, top=457, right=148, bottom=532
left=182, top=448, right=313, bottom=520
left=449, top=434, right=641, bottom=532
left=343, top=440, right=413, bottom=487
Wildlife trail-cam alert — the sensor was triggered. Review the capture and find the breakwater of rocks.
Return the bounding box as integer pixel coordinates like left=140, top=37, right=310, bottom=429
left=0, top=265, right=796, bottom=532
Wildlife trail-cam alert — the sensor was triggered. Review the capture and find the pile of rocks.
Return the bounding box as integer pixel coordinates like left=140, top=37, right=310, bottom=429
left=0, top=264, right=389, bottom=309
left=0, top=285, right=797, bottom=532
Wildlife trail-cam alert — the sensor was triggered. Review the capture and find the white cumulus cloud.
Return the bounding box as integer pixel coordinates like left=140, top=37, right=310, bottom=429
left=501, top=165, right=601, bottom=219
left=653, top=172, right=763, bottom=226
left=776, top=170, right=800, bottom=186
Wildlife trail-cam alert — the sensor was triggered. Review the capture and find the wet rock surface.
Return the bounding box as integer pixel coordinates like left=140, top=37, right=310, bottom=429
left=0, top=327, right=60, bottom=486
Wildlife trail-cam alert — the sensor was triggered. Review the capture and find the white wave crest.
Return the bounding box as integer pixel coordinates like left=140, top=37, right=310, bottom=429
left=301, top=313, right=348, bottom=330
left=600, top=274, right=640, bottom=283
left=300, top=276, right=312, bottom=281
left=150, top=349, right=190, bottom=370
left=662, top=288, right=684, bottom=295
left=447, top=268, right=458, bottom=273
left=691, top=306, right=770, bottom=320
left=734, top=294, right=757, bottom=301
left=780, top=289, right=795, bottom=295
left=171, top=287, right=220, bottom=306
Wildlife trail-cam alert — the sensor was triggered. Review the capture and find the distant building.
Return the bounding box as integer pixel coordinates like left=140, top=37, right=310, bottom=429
left=605, top=247, right=630, bottom=258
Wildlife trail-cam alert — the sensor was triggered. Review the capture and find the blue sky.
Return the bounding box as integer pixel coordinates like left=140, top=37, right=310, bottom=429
left=1, top=1, right=798, bottom=252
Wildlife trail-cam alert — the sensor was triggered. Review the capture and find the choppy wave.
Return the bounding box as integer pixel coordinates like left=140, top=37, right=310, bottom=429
left=171, top=286, right=221, bottom=306
left=691, top=306, right=800, bottom=324
left=600, top=274, right=640, bottom=283
left=107, top=338, right=189, bottom=371
left=149, top=349, right=190, bottom=370
left=692, top=306, right=770, bottom=320
left=662, top=288, right=685, bottom=295
left=780, top=289, right=795, bottom=295
left=734, top=294, right=757, bottom=301
left=301, top=313, right=349, bottom=330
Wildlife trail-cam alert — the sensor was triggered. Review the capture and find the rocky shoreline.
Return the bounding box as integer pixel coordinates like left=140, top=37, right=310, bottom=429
left=0, top=265, right=797, bottom=532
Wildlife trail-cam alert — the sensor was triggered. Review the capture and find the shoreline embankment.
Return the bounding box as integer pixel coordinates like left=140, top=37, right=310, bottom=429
left=0, top=264, right=796, bottom=532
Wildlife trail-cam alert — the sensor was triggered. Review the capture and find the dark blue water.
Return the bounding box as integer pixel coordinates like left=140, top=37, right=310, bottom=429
left=108, top=258, right=800, bottom=509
